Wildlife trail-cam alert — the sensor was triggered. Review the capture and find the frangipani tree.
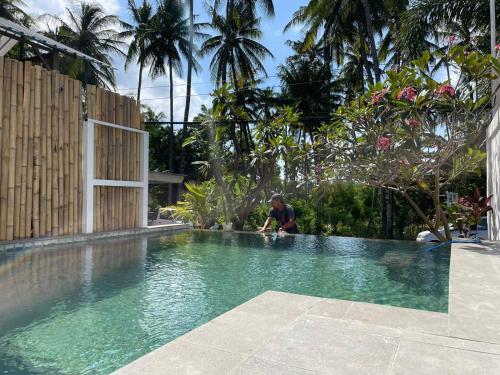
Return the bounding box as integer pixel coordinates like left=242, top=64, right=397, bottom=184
left=184, top=85, right=299, bottom=230
left=316, top=46, right=500, bottom=241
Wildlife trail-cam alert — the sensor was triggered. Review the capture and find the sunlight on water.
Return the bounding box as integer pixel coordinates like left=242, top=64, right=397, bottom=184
left=0, top=231, right=450, bottom=374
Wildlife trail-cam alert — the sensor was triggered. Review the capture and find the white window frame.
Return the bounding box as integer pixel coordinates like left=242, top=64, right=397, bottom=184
left=82, top=118, right=149, bottom=233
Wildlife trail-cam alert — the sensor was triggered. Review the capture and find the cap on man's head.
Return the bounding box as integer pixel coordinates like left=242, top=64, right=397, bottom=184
left=268, top=193, right=284, bottom=204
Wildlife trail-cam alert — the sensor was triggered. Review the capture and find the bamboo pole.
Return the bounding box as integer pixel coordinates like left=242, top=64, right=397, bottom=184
left=77, top=81, right=83, bottom=233
left=57, top=73, right=64, bottom=233
left=13, top=61, right=24, bottom=239
left=51, top=71, right=59, bottom=236
left=19, top=61, right=30, bottom=238
left=107, top=91, right=113, bottom=230
left=95, top=87, right=101, bottom=232
left=71, top=80, right=79, bottom=233
left=102, top=91, right=108, bottom=231
left=6, top=60, right=18, bottom=240
left=32, top=65, right=42, bottom=238
left=25, top=64, right=35, bottom=238
left=125, top=98, right=131, bottom=228
left=101, top=90, right=107, bottom=231
left=68, top=78, right=75, bottom=234
left=0, top=59, right=10, bottom=238
left=116, top=94, right=123, bottom=229
left=39, top=68, right=48, bottom=236
left=131, top=99, right=138, bottom=227
left=62, top=77, right=70, bottom=234
left=0, top=58, right=4, bottom=237
left=45, top=70, right=53, bottom=236
left=129, top=98, right=135, bottom=227
left=110, top=92, right=117, bottom=230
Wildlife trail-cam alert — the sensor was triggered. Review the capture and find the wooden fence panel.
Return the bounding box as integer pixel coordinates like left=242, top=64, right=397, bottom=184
left=0, top=58, right=143, bottom=241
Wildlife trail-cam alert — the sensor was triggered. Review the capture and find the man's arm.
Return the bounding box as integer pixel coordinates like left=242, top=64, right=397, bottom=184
left=279, top=207, right=296, bottom=231
left=280, top=218, right=296, bottom=231
left=257, top=216, right=273, bottom=232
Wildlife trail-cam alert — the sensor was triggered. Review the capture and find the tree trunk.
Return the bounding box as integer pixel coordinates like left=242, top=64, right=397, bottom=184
left=137, top=59, right=144, bottom=101
left=230, top=55, right=243, bottom=170
left=168, top=61, right=175, bottom=171
left=402, top=190, right=447, bottom=242
left=179, top=0, right=194, bottom=174
left=356, top=20, right=374, bottom=86
left=361, top=0, right=382, bottom=82
left=386, top=189, right=394, bottom=239
left=221, top=0, right=234, bottom=86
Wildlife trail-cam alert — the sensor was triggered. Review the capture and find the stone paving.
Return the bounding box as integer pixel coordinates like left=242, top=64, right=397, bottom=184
left=113, top=242, right=500, bottom=375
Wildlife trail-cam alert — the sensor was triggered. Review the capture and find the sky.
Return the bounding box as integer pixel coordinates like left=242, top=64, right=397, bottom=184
left=22, top=0, right=310, bottom=125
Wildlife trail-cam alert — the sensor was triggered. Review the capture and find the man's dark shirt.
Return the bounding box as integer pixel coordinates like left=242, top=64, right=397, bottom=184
left=268, top=204, right=299, bottom=233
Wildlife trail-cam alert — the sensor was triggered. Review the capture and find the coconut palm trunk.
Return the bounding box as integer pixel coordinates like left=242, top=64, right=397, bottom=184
left=360, top=0, right=382, bottom=82
left=168, top=59, right=175, bottom=171
left=180, top=0, right=194, bottom=173
left=137, top=58, right=144, bottom=101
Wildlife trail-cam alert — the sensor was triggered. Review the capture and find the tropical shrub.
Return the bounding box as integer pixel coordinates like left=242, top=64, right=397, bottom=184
left=447, top=187, right=492, bottom=237
left=166, top=181, right=219, bottom=229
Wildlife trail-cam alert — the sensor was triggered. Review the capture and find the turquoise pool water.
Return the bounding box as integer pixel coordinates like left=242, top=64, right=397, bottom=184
left=0, top=231, right=450, bottom=374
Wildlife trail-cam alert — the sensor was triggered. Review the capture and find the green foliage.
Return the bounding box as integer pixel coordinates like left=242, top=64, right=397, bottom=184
left=166, top=181, right=219, bottom=229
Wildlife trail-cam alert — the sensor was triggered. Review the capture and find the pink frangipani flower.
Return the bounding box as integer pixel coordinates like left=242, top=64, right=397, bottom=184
left=371, top=88, right=390, bottom=105
left=405, top=118, right=422, bottom=129
left=495, top=44, right=500, bottom=52
left=396, top=87, right=417, bottom=102
left=399, top=158, right=410, bottom=166
left=436, top=84, right=456, bottom=98
left=376, top=136, right=391, bottom=151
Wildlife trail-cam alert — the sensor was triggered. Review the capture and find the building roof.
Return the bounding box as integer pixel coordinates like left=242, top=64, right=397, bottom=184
left=149, top=171, right=185, bottom=185
left=0, top=17, right=108, bottom=67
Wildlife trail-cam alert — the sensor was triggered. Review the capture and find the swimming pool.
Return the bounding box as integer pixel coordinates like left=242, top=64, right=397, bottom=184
left=0, top=231, right=450, bottom=374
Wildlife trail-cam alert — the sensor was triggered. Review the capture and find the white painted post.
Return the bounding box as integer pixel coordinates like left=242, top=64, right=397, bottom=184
left=82, top=120, right=95, bottom=234
left=82, top=118, right=149, bottom=232
left=489, top=0, right=499, bottom=240
left=140, top=132, right=149, bottom=228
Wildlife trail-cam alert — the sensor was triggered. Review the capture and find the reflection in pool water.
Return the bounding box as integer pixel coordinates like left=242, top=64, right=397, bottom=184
left=0, top=231, right=450, bottom=374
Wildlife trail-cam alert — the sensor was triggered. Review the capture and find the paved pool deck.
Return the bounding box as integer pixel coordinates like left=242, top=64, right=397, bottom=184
left=114, top=241, right=500, bottom=375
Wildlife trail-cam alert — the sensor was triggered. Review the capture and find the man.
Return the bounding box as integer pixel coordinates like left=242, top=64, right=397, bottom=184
left=257, top=194, right=299, bottom=234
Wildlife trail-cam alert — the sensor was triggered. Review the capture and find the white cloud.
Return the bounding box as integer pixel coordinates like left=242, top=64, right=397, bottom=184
left=22, top=0, right=121, bottom=19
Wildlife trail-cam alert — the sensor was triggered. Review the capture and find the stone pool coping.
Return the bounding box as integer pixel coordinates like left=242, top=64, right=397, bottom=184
left=0, top=223, right=192, bottom=252
left=113, top=241, right=500, bottom=374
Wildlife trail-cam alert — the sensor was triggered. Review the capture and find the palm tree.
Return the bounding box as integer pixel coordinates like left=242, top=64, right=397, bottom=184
left=396, top=0, right=496, bottom=61
left=0, top=0, right=28, bottom=22
left=145, top=0, right=191, bottom=172
left=49, top=2, right=126, bottom=89
left=286, top=0, right=388, bottom=85
left=180, top=0, right=195, bottom=173
left=201, top=2, right=274, bottom=87
left=278, top=40, right=342, bottom=142
left=121, top=0, right=155, bottom=101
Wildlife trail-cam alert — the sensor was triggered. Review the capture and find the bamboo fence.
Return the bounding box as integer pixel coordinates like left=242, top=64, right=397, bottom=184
left=85, top=85, right=143, bottom=233
left=0, top=58, right=144, bottom=241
